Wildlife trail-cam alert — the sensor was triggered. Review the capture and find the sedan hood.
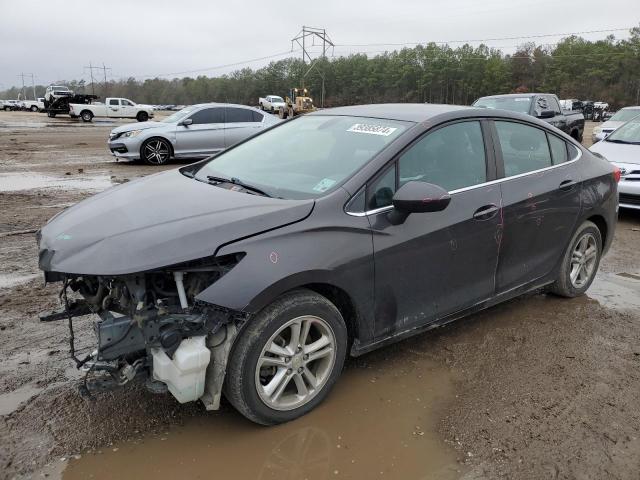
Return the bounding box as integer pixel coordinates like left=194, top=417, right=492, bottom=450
left=599, top=120, right=625, bottom=131
left=590, top=140, right=640, bottom=165
left=111, top=121, right=166, bottom=135
left=38, top=169, right=314, bottom=275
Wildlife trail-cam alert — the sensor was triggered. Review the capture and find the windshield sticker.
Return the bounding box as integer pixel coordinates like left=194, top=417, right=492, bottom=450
left=347, top=123, right=398, bottom=136
left=514, top=98, right=530, bottom=102
left=312, top=178, right=337, bottom=192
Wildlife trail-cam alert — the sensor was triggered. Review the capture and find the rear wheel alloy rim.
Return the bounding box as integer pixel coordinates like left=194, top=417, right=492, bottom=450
left=144, top=140, right=170, bottom=164
left=255, top=315, right=336, bottom=411
left=570, top=233, right=597, bottom=288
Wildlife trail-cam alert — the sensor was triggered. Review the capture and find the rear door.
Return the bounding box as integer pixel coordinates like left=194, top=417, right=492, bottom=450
left=224, top=107, right=264, bottom=147
left=492, top=119, right=582, bottom=293
left=174, top=107, right=226, bottom=157
left=368, top=120, right=502, bottom=339
left=107, top=98, right=121, bottom=117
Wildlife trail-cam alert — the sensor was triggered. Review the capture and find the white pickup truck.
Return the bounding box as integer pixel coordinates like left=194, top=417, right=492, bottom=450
left=258, top=95, right=285, bottom=113
left=69, top=97, right=155, bottom=122
left=23, top=98, right=45, bottom=112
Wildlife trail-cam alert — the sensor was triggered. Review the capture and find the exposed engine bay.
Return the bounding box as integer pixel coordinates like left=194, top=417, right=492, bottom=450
left=41, top=253, right=246, bottom=409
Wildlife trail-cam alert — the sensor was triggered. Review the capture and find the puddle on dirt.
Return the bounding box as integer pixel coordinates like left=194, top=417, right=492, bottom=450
left=63, top=361, right=459, bottom=480
left=0, top=273, right=40, bottom=289
left=588, top=271, right=640, bottom=311
left=0, top=172, right=114, bottom=192
left=0, top=383, right=44, bottom=415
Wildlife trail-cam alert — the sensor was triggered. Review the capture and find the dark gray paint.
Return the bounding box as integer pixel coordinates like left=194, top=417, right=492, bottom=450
left=38, top=104, right=618, bottom=356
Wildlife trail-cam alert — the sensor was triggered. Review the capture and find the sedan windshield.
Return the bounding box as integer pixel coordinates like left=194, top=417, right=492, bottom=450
left=271, top=96, right=284, bottom=103
left=605, top=117, right=640, bottom=144
left=195, top=115, right=411, bottom=199
left=162, top=106, right=196, bottom=123
left=473, top=97, right=532, bottom=114
left=609, top=109, right=640, bottom=122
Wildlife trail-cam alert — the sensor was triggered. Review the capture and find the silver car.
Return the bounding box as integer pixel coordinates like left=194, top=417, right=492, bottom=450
left=590, top=115, right=640, bottom=210
left=108, top=103, right=279, bottom=165
left=591, top=106, right=640, bottom=143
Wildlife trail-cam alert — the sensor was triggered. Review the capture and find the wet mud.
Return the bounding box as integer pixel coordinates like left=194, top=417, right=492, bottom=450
left=1, top=113, right=639, bottom=480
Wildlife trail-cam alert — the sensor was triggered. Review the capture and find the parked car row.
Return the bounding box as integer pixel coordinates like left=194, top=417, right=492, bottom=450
left=1, top=98, right=45, bottom=111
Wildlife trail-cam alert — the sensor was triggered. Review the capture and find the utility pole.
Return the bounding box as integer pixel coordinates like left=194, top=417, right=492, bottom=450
left=291, top=26, right=334, bottom=107
left=17, top=73, right=28, bottom=100
left=84, top=62, right=96, bottom=95
left=30, top=73, right=36, bottom=100
left=102, top=63, right=112, bottom=96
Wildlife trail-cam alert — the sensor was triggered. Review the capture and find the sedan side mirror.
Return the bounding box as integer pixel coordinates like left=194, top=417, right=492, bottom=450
left=389, top=181, right=451, bottom=224
left=538, top=110, right=555, bottom=119
left=179, top=118, right=193, bottom=126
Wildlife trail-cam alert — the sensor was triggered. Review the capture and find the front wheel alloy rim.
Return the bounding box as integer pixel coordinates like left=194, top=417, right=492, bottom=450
left=255, top=315, right=336, bottom=411
left=144, top=140, right=170, bottom=164
left=570, top=233, right=598, bottom=288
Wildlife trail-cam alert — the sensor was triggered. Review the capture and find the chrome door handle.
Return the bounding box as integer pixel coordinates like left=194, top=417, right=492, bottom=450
left=473, top=204, right=499, bottom=220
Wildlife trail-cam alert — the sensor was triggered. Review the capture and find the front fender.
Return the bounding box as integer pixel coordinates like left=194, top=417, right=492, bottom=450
left=194, top=206, right=376, bottom=344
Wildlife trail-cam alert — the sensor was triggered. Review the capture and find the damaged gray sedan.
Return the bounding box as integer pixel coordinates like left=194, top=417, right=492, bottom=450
left=37, top=104, right=617, bottom=425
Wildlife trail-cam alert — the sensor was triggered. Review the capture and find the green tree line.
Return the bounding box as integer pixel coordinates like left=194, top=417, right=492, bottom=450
left=3, top=26, right=639, bottom=109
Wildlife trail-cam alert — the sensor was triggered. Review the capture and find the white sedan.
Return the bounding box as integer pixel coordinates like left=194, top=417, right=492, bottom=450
left=590, top=116, right=640, bottom=210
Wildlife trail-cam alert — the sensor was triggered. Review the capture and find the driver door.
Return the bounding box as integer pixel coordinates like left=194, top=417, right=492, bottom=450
left=119, top=99, right=136, bottom=118
left=369, top=120, right=502, bottom=339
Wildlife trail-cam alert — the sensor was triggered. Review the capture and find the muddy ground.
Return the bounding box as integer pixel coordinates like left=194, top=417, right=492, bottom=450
left=0, top=111, right=639, bottom=480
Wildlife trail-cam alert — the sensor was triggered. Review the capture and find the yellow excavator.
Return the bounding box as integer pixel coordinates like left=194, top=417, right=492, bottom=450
left=278, top=87, right=316, bottom=119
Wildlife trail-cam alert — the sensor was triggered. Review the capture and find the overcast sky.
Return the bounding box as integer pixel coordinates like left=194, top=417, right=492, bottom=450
left=0, top=0, right=637, bottom=91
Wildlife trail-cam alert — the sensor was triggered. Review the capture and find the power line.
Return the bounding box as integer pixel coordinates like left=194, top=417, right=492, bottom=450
left=333, top=27, right=633, bottom=48
left=135, top=50, right=298, bottom=79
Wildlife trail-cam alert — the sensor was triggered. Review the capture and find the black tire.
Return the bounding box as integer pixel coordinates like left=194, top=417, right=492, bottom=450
left=549, top=220, right=602, bottom=297
left=80, top=110, right=93, bottom=122
left=141, top=137, right=172, bottom=165
left=279, top=108, right=288, bottom=120
left=137, top=111, right=149, bottom=122
left=30, top=105, right=38, bottom=112
left=224, top=289, right=348, bottom=425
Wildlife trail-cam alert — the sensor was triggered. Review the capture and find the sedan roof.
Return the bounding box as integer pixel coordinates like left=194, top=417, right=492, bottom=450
left=312, top=103, right=470, bottom=122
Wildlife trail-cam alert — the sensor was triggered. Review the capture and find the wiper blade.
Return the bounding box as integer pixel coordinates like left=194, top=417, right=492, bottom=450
left=206, top=175, right=271, bottom=197
left=605, top=138, right=634, bottom=144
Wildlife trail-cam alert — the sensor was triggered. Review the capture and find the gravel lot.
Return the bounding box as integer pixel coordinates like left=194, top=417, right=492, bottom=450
left=0, top=111, right=639, bottom=480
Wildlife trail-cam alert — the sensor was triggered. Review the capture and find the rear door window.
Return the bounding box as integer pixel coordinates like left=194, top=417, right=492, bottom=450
left=189, top=108, right=225, bottom=125
left=495, top=121, right=552, bottom=176
left=109, top=99, right=119, bottom=106
left=226, top=107, right=257, bottom=123
left=548, top=134, right=568, bottom=164
left=398, top=121, right=487, bottom=191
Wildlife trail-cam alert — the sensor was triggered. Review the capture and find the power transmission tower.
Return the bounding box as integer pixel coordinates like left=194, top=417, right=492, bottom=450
left=291, top=26, right=334, bottom=107
left=84, top=62, right=111, bottom=97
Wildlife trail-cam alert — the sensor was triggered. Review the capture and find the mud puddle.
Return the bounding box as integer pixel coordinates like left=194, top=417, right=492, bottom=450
left=0, top=172, right=114, bottom=192
left=63, top=361, right=460, bottom=480
left=588, top=270, right=640, bottom=311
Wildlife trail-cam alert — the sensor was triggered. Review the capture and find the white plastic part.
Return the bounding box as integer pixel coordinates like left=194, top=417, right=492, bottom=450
left=152, top=336, right=211, bottom=403
left=173, top=271, right=188, bottom=310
